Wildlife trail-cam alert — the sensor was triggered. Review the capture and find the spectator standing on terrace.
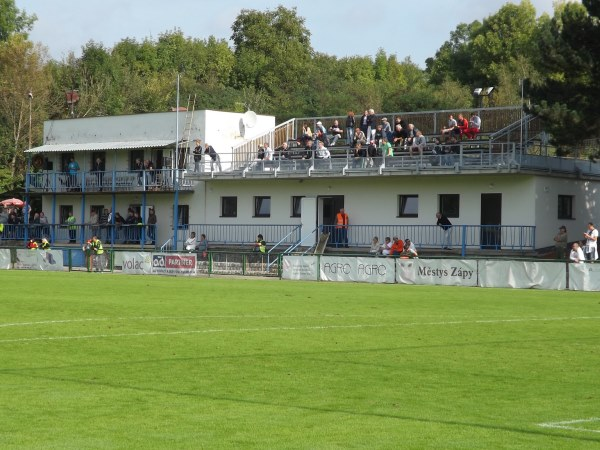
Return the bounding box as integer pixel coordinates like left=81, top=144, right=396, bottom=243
left=67, top=156, right=80, bottom=191
left=134, top=158, right=144, bottom=186
left=253, top=234, right=266, bottom=253
left=553, top=226, right=568, bottom=260
left=359, top=110, right=369, bottom=139
left=197, top=233, right=208, bottom=258
left=204, top=143, right=222, bottom=172
left=367, top=109, right=376, bottom=142
left=93, top=157, right=105, bottom=190
left=380, top=137, right=393, bottom=158
left=328, top=120, right=343, bottom=146
left=381, top=118, right=392, bottom=141
left=66, top=211, right=76, bottom=243
left=39, top=211, right=49, bottom=237
left=436, top=212, right=453, bottom=250
left=147, top=208, right=157, bottom=245
left=570, top=242, right=585, bottom=263
left=193, top=139, right=203, bottom=172
left=410, top=130, right=427, bottom=158
left=335, top=208, right=349, bottom=248
left=345, top=112, right=355, bottom=146
left=583, top=222, right=598, bottom=261
left=465, top=112, right=482, bottom=139
left=89, top=210, right=99, bottom=237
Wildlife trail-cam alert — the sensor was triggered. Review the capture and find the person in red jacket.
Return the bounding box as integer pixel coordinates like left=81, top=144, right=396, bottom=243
left=389, top=237, right=405, bottom=256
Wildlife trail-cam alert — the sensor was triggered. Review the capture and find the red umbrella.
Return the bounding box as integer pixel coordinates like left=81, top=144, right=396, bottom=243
left=0, top=198, right=24, bottom=208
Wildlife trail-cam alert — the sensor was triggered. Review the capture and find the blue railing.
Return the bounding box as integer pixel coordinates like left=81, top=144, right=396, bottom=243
left=177, top=224, right=302, bottom=250
left=0, top=224, right=156, bottom=248
left=321, top=224, right=536, bottom=256
left=26, top=169, right=194, bottom=193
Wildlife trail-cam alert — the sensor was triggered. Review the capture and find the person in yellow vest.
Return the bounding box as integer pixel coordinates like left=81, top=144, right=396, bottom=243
left=253, top=234, right=266, bottom=253
left=40, top=237, right=50, bottom=250
left=66, top=211, right=77, bottom=243
left=90, top=235, right=105, bottom=272
left=335, top=208, right=349, bottom=248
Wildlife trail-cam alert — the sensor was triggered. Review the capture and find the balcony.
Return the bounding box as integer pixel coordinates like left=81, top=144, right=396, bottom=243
left=26, top=169, right=195, bottom=194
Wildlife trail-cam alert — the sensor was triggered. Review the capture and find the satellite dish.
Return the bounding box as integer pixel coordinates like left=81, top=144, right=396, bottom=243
left=243, top=110, right=257, bottom=128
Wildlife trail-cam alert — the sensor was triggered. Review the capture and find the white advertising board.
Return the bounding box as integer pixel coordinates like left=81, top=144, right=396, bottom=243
left=14, top=249, right=64, bottom=271
left=569, top=263, right=600, bottom=291
left=397, top=258, right=478, bottom=286
left=0, top=249, right=10, bottom=269
left=320, top=256, right=395, bottom=284
left=121, top=252, right=153, bottom=275
left=282, top=256, right=318, bottom=281
left=151, top=253, right=197, bottom=276
left=479, top=260, right=566, bottom=290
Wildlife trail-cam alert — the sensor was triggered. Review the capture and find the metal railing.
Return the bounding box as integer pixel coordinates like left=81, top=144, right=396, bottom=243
left=26, top=169, right=194, bottom=193
left=0, top=223, right=157, bottom=248
left=176, top=224, right=302, bottom=250
left=321, top=224, right=536, bottom=256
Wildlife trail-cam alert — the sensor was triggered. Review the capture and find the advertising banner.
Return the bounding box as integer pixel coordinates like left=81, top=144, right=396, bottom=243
left=0, top=249, right=10, bottom=269
left=282, top=255, right=318, bottom=281
left=569, top=263, right=600, bottom=291
left=479, top=260, right=566, bottom=290
left=319, top=256, right=395, bottom=284
left=151, top=253, right=197, bottom=276
left=15, top=249, right=64, bottom=271
left=396, top=258, right=478, bottom=286
left=121, top=252, right=153, bottom=275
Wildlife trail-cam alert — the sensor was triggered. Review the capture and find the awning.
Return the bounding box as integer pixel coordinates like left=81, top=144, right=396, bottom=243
left=25, top=139, right=176, bottom=153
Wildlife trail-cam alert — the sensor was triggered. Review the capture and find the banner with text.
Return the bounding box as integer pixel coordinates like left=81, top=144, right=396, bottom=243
left=0, top=249, right=10, bottom=269
left=479, top=260, right=566, bottom=290
left=151, top=253, right=197, bottom=276
left=569, top=263, right=600, bottom=291
left=319, top=256, right=396, bottom=283
left=14, top=249, right=64, bottom=271
left=282, top=256, right=318, bottom=281
left=121, top=252, right=153, bottom=275
left=396, top=258, right=478, bottom=286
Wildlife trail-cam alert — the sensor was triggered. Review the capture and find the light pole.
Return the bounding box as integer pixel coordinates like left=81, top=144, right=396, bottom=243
left=520, top=79, right=524, bottom=153
left=28, top=91, right=33, bottom=150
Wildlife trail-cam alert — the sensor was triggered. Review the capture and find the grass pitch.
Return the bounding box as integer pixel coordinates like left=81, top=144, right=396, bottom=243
left=0, top=271, right=599, bottom=449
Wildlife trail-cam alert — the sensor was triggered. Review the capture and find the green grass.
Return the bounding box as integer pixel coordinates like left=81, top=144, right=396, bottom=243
left=0, top=271, right=599, bottom=449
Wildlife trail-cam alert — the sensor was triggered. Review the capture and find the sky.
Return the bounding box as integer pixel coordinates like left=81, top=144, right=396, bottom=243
left=15, top=0, right=567, bottom=68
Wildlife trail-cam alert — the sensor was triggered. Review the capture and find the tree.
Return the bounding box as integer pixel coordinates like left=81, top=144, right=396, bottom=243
left=0, top=34, right=50, bottom=192
left=530, top=1, right=600, bottom=150
left=0, top=0, right=36, bottom=41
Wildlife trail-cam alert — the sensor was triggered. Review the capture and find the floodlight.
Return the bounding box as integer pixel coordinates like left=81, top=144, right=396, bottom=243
left=473, top=88, right=482, bottom=96
left=484, top=87, right=495, bottom=95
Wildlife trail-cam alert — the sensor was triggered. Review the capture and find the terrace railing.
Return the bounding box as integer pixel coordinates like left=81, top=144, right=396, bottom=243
left=177, top=224, right=302, bottom=250
left=26, top=169, right=194, bottom=194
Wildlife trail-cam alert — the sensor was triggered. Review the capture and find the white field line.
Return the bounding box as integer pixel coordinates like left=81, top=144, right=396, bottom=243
left=538, top=417, right=600, bottom=433
left=0, top=316, right=599, bottom=345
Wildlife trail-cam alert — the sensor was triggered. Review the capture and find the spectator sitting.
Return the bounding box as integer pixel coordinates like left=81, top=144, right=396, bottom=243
left=392, top=124, right=404, bottom=149
left=369, top=236, right=380, bottom=254
left=185, top=232, right=197, bottom=252
left=301, top=123, right=312, bottom=145
left=405, top=124, right=417, bottom=147
left=403, top=239, right=418, bottom=258
left=380, top=237, right=392, bottom=255
left=315, top=140, right=331, bottom=159
left=381, top=117, right=393, bottom=141
left=441, top=114, right=458, bottom=141
left=389, top=237, right=405, bottom=256
left=328, top=120, right=344, bottom=146
left=455, top=114, right=469, bottom=138
left=315, top=121, right=329, bottom=146
left=464, top=112, right=482, bottom=139
left=410, top=130, right=427, bottom=157
left=262, top=142, right=274, bottom=161
left=353, top=128, right=367, bottom=148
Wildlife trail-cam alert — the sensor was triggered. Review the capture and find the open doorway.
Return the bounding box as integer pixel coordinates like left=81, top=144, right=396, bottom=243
left=318, top=195, right=344, bottom=246
left=481, top=193, right=502, bottom=249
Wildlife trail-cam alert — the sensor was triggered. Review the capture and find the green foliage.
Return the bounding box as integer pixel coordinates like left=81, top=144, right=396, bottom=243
left=0, top=0, right=36, bottom=41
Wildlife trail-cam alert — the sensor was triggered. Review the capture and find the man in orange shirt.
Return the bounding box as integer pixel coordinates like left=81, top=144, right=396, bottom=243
left=335, top=208, right=349, bottom=248
left=389, top=237, right=405, bottom=256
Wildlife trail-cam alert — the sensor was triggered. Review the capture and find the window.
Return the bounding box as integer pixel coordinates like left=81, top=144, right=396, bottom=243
left=178, top=205, right=189, bottom=227
left=397, top=195, right=418, bottom=218
left=439, top=194, right=460, bottom=218
left=254, top=196, right=271, bottom=218
left=291, top=196, right=304, bottom=218
left=221, top=197, right=237, bottom=217
left=130, top=150, right=144, bottom=170
left=558, top=195, right=574, bottom=220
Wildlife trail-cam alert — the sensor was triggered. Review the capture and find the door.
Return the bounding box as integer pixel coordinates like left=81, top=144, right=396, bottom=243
left=318, top=195, right=344, bottom=246
left=480, top=193, right=502, bottom=249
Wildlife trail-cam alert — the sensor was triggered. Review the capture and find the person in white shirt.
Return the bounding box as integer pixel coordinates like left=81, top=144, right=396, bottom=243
left=570, top=242, right=585, bottom=263
left=403, top=239, right=418, bottom=258
left=184, top=231, right=197, bottom=252
left=583, top=222, right=598, bottom=261
left=263, top=142, right=274, bottom=161
left=379, top=237, right=392, bottom=256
